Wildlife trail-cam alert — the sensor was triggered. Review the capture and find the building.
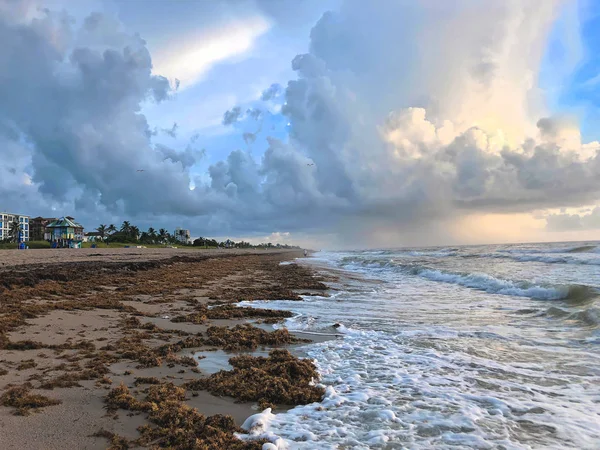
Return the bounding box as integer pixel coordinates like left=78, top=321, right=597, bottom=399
left=174, top=227, right=191, bottom=244
left=0, top=212, right=30, bottom=242
left=30, top=217, right=58, bottom=241
left=83, top=231, right=103, bottom=243
left=46, top=217, right=84, bottom=248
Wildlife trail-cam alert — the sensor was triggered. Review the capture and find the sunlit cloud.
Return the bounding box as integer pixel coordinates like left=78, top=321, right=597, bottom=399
left=152, top=16, right=271, bottom=90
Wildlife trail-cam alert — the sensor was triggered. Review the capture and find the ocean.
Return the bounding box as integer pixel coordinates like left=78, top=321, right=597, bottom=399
left=239, top=242, right=600, bottom=449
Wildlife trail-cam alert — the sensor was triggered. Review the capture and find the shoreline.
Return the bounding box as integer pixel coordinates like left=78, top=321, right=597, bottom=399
left=0, top=248, right=335, bottom=449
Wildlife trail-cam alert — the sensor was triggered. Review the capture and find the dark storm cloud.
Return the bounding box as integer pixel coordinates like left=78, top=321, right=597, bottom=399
left=0, top=6, right=224, bottom=221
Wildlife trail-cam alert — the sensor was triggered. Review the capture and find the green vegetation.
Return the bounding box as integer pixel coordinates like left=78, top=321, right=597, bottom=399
left=80, top=242, right=191, bottom=249
left=1, top=219, right=300, bottom=250
left=86, top=221, right=300, bottom=249
left=0, top=240, right=51, bottom=250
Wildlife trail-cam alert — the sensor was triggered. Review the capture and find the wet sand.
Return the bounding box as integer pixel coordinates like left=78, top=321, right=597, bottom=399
left=0, top=249, right=336, bottom=449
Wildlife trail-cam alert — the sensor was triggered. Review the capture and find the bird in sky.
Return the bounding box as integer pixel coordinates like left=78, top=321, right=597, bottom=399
left=307, top=163, right=315, bottom=166
left=136, top=169, right=145, bottom=172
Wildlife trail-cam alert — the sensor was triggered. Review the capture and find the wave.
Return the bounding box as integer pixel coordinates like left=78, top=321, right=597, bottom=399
left=567, top=245, right=599, bottom=253
left=543, top=306, right=600, bottom=327
left=484, top=253, right=600, bottom=266
left=406, top=249, right=459, bottom=257
left=497, top=244, right=598, bottom=255
left=339, top=250, right=457, bottom=267
left=339, top=256, right=393, bottom=268
left=405, top=266, right=597, bottom=302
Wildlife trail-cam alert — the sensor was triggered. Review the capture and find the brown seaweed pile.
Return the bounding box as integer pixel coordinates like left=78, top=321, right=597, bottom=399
left=1, top=383, right=62, bottom=415
left=186, top=349, right=324, bottom=407
left=204, top=324, right=309, bottom=351
left=103, top=382, right=266, bottom=449
left=172, top=304, right=293, bottom=324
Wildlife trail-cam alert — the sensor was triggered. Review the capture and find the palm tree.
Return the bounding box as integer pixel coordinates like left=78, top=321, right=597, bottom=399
left=9, top=217, right=21, bottom=244
left=120, top=221, right=131, bottom=236
left=130, top=226, right=140, bottom=242
left=158, top=228, right=168, bottom=245
left=147, top=227, right=157, bottom=244
left=96, top=224, right=107, bottom=242
left=107, top=224, right=117, bottom=235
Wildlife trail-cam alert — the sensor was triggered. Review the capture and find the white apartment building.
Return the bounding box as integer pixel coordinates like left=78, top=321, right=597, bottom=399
left=174, top=227, right=191, bottom=244
left=0, top=212, right=30, bottom=242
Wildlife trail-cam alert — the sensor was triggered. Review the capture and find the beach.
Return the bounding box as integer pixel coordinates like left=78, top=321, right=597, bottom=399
left=0, top=248, right=333, bottom=449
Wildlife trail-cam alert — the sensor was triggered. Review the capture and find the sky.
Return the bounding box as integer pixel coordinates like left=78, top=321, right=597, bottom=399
left=1, top=0, right=600, bottom=249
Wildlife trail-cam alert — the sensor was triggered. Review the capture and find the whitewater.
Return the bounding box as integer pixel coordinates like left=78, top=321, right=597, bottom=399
left=239, top=242, right=600, bottom=449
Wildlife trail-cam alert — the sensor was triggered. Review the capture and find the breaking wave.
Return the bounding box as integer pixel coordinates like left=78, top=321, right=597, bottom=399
left=339, top=254, right=598, bottom=302
left=485, top=253, right=600, bottom=266
left=405, top=266, right=597, bottom=302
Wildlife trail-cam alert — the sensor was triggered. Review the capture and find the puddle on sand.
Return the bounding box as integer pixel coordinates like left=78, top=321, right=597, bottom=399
left=193, top=349, right=272, bottom=374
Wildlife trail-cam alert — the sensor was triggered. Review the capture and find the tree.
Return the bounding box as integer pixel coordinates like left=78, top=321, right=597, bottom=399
left=9, top=217, right=21, bottom=243
left=107, top=224, right=117, bottom=235
left=130, top=226, right=140, bottom=242
left=147, top=227, right=157, bottom=244
left=96, top=224, right=107, bottom=241
left=120, top=221, right=131, bottom=235
left=158, top=228, right=168, bottom=244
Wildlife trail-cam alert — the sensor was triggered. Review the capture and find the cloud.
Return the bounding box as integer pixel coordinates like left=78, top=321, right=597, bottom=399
left=222, top=106, right=242, bottom=125
left=246, top=108, right=263, bottom=120
left=0, top=7, right=220, bottom=219
left=546, top=207, right=600, bottom=231
left=261, top=83, right=282, bottom=101
left=162, top=122, right=178, bottom=138
left=222, top=106, right=263, bottom=126
left=243, top=132, right=257, bottom=145
left=2, top=1, right=600, bottom=248
left=151, top=15, right=271, bottom=89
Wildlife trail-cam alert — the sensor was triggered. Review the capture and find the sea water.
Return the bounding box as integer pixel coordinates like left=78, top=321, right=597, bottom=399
left=239, top=242, right=600, bottom=449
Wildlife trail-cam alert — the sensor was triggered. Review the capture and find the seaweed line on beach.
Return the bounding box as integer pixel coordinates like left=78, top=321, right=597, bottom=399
left=0, top=250, right=329, bottom=449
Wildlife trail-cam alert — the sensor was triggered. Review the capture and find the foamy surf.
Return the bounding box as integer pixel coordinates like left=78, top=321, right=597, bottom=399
left=238, top=328, right=600, bottom=449
left=238, top=244, right=600, bottom=449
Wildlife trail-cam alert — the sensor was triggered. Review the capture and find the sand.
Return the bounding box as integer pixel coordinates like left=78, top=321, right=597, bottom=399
left=0, top=247, right=293, bottom=269
left=0, top=248, right=336, bottom=449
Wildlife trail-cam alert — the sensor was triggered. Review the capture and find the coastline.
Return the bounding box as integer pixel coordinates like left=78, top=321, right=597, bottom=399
left=0, top=248, right=336, bottom=449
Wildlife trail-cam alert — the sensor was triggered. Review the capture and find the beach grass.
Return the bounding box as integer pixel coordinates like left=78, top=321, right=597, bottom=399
left=0, top=241, right=220, bottom=250
left=0, top=240, right=51, bottom=249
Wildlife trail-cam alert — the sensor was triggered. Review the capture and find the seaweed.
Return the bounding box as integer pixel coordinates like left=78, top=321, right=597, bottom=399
left=186, top=349, right=324, bottom=406
left=204, top=324, right=309, bottom=351
left=102, top=382, right=267, bottom=449
left=1, top=383, right=62, bottom=415
left=92, top=429, right=130, bottom=450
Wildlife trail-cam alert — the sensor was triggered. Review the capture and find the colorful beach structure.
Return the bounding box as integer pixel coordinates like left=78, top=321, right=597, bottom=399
left=46, top=217, right=84, bottom=248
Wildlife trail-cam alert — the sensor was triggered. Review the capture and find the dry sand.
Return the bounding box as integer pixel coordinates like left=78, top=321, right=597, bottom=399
left=0, top=249, right=337, bottom=449
left=0, top=247, right=293, bottom=269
